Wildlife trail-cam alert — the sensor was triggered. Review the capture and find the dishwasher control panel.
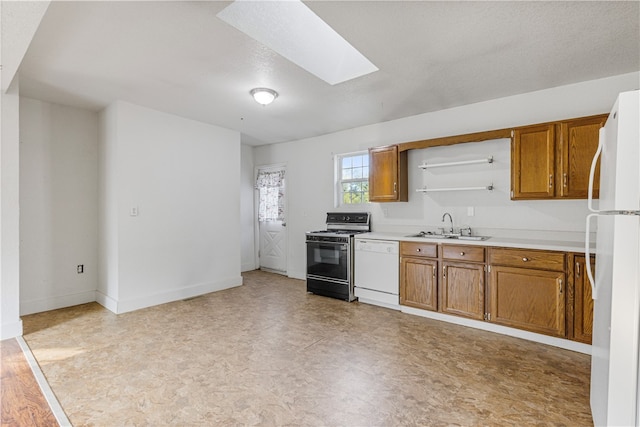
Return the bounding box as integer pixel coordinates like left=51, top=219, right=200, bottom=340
left=355, top=239, right=399, bottom=254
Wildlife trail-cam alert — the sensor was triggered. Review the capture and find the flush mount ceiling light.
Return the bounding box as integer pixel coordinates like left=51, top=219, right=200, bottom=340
left=250, top=88, right=278, bottom=105
left=217, top=0, right=378, bottom=85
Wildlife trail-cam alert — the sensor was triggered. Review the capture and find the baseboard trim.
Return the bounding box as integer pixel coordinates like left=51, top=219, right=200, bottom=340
left=400, top=306, right=592, bottom=355
left=102, top=276, right=244, bottom=314
left=0, top=319, right=23, bottom=340
left=289, top=270, right=305, bottom=281
left=241, top=262, right=257, bottom=272
left=20, top=290, right=97, bottom=316
left=95, top=291, right=118, bottom=313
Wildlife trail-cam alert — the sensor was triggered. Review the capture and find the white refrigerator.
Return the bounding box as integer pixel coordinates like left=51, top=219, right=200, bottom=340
left=585, top=89, right=640, bottom=426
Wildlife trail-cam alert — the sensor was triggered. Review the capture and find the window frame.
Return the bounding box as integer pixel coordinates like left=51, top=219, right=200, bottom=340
left=335, top=151, right=370, bottom=207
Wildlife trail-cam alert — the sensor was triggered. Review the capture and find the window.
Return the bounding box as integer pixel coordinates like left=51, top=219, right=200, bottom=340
left=337, top=152, right=369, bottom=205
left=255, top=169, right=285, bottom=222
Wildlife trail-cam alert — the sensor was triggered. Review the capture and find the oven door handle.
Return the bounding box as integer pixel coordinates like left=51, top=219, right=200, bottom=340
left=321, top=244, right=348, bottom=251
left=306, top=242, right=349, bottom=250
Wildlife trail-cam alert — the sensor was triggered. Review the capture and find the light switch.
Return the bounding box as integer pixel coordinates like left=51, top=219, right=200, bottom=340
left=467, top=207, right=475, bottom=216
left=130, top=207, right=139, bottom=217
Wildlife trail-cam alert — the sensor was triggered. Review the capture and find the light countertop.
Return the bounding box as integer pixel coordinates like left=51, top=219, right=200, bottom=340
left=356, top=232, right=591, bottom=253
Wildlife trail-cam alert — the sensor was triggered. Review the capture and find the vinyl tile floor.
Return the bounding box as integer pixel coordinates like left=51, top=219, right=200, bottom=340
left=22, top=270, right=593, bottom=426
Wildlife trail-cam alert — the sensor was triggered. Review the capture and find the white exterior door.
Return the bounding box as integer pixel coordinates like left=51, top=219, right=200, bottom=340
left=256, top=166, right=287, bottom=274
left=259, top=219, right=287, bottom=273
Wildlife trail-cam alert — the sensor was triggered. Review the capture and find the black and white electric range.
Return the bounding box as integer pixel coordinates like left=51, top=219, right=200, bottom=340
left=305, top=212, right=371, bottom=301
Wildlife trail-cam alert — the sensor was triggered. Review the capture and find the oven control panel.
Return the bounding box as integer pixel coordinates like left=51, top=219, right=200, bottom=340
left=306, top=235, right=350, bottom=244
left=326, top=212, right=370, bottom=226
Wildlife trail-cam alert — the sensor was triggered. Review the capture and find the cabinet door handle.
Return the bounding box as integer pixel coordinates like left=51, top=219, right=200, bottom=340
left=576, top=262, right=580, bottom=277
left=522, top=257, right=529, bottom=262
left=443, top=266, right=447, bottom=278
left=416, top=248, right=421, bottom=252
left=432, top=265, right=436, bottom=279
left=563, top=173, right=568, bottom=188
left=460, top=252, right=465, bottom=256
left=393, top=182, right=397, bottom=194
left=549, top=174, right=553, bottom=188
left=559, top=279, right=563, bottom=294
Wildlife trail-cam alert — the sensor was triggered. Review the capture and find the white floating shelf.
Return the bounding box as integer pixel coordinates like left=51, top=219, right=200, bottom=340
left=418, top=156, right=493, bottom=169
left=417, top=184, right=494, bottom=193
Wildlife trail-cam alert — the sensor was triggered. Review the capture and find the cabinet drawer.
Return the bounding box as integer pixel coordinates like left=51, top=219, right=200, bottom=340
left=442, top=245, right=485, bottom=263
left=401, top=242, right=438, bottom=258
left=488, top=248, right=565, bottom=271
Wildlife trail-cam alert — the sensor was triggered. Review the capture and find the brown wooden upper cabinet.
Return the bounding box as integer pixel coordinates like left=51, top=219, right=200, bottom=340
left=369, top=145, right=408, bottom=202
left=511, top=124, right=556, bottom=199
left=511, top=114, right=607, bottom=200
left=559, top=116, right=606, bottom=198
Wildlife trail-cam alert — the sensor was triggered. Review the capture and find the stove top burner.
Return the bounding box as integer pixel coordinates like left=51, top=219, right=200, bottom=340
left=305, top=212, right=371, bottom=240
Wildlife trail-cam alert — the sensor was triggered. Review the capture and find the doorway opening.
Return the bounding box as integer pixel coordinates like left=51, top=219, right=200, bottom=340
left=255, top=165, right=287, bottom=275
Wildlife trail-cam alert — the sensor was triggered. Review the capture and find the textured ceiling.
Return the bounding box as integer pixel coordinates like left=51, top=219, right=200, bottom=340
left=18, top=1, right=640, bottom=146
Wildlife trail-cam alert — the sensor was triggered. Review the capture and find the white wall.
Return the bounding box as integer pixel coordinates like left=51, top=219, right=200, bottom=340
left=0, top=80, right=23, bottom=339
left=98, top=102, right=119, bottom=304
left=19, top=98, right=99, bottom=315
left=386, top=138, right=596, bottom=238
left=253, top=72, right=640, bottom=280
left=240, top=144, right=256, bottom=271
left=97, top=101, right=243, bottom=313
left=1, top=0, right=51, bottom=337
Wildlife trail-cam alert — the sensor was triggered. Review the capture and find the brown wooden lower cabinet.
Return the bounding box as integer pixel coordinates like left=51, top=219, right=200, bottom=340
left=573, top=255, right=595, bottom=344
left=400, top=242, right=438, bottom=311
left=441, top=261, right=485, bottom=320
left=489, top=265, right=566, bottom=337
left=400, top=257, right=438, bottom=311
left=397, top=242, right=593, bottom=343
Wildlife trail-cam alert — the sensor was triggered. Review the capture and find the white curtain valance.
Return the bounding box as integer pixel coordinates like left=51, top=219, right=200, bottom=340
left=255, top=170, right=285, bottom=189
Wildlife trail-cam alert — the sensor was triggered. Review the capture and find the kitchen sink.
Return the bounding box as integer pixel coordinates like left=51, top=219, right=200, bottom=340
left=457, top=235, right=490, bottom=241
left=405, top=232, right=448, bottom=239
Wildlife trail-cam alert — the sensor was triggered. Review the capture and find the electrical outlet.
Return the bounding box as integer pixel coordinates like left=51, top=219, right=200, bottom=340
left=467, top=207, right=475, bottom=217
left=77, top=264, right=84, bottom=274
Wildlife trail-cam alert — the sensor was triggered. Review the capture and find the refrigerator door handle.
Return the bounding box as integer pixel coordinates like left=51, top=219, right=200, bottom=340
left=587, top=128, right=604, bottom=213
left=585, top=213, right=598, bottom=299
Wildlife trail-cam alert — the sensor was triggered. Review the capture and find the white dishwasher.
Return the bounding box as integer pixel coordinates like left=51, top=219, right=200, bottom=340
left=354, top=239, right=400, bottom=309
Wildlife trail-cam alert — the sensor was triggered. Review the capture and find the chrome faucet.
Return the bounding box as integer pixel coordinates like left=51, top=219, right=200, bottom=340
left=442, top=212, right=454, bottom=234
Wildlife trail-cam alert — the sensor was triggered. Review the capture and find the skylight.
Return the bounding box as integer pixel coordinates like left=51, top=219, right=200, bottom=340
left=217, top=0, right=379, bottom=85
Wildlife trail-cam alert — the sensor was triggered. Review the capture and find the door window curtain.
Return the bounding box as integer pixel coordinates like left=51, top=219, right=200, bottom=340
left=255, top=170, right=285, bottom=222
